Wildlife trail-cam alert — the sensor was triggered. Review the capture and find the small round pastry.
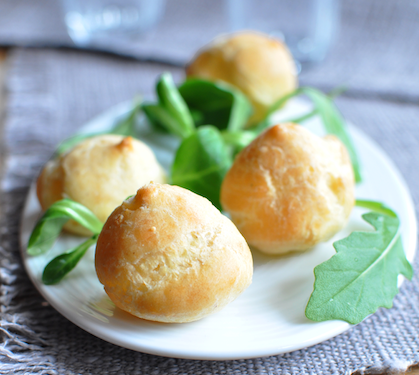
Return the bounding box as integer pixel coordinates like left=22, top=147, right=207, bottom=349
left=37, top=135, right=166, bottom=235
left=186, top=32, right=298, bottom=125
left=95, top=183, right=253, bottom=323
left=220, top=123, right=355, bottom=255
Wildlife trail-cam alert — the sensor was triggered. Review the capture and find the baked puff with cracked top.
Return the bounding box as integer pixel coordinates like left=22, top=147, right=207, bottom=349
left=95, top=183, right=253, bottom=323
left=220, top=123, right=355, bottom=255
left=186, top=31, right=298, bottom=125
left=36, top=134, right=166, bottom=236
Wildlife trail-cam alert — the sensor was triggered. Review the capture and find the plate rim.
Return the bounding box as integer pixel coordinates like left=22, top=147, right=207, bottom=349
left=19, top=99, right=417, bottom=360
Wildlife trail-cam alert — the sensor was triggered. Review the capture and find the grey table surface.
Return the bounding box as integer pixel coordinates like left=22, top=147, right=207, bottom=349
left=1, top=0, right=419, bottom=374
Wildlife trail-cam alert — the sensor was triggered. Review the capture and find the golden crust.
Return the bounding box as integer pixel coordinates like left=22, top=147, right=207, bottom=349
left=36, top=135, right=166, bottom=235
left=95, top=183, right=253, bottom=323
left=220, top=123, right=355, bottom=254
left=186, top=32, right=298, bottom=124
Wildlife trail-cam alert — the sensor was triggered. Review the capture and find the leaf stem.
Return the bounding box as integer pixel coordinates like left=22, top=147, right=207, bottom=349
left=355, top=199, right=397, bottom=218
left=282, top=109, right=317, bottom=124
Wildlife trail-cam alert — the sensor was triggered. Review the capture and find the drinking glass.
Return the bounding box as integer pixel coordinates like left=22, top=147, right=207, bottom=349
left=62, top=0, right=166, bottom=46
left=225, top=0, right=340, bottom=67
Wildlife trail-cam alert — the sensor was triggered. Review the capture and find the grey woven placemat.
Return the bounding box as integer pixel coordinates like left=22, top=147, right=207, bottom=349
left=2, top=0, right=419, bottom=372
left=0, top=0, right=418, bottom=101
left=1, top=46, right=419, bottom=375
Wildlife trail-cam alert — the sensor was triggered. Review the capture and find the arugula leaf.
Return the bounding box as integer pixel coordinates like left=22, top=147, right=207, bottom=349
left=171, top=126, right=232, bottom=210
left=261, top=87, right=362, bottom=183
left=305, top=204, right=413, bottom=324
left=56, top=99, right=142, bottom=155
left=178, top=78, right=252, bottom=131
left=42, top=235, right=98, bottom=285
left=28, top=199, right=103, bottom=256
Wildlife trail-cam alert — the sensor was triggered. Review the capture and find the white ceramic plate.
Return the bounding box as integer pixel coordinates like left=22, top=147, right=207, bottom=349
left=20, top=99, right=417, bottom=360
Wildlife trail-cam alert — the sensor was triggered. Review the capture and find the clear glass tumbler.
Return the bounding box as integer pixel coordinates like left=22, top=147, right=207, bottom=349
left=225, top=0, right=340, bottom=67
left=62, top=0, right=166, bottom=46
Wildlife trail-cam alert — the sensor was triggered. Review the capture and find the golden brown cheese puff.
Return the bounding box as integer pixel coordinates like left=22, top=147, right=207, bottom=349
left=37, top=135, right=166, bottom=236
left=95, top=183, right=253, bottom=323
left=186, top=32, right=298, bottom=125
left=220, top=123, right=355, bottom=254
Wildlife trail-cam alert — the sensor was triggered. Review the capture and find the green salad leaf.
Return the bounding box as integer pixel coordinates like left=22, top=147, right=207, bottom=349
left=178, top=78, right=253, bottom=131
left=42, top=235, right=99, bottom=285
left=27, top=199, right=103, bottom=256
left=354, top=199, right=397, bottom=218
left=142, top=103, right=187, bottom=137
left=305, top=201, right=413, bottom=324
left=171, top=126, right=232, bottom=210
left=221, top=130, right=258, bottom=150
left=150, top=72, right=195, bottom=138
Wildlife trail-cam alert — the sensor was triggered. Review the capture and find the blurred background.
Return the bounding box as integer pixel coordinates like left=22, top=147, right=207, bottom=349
left=0, top=0, right=416, bottom=104
left=0, top=0, right=419, bottom=374
left=1, top=0, right=340, bottom=65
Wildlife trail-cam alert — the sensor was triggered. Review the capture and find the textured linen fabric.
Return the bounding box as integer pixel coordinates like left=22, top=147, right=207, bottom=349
left=1, top=47, right=419, bottom=375
left=0, top=0, right=232, bottom=66
left=0, top=0, right=418, bottom=99
left=1, top=0, right=419, bottom=374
